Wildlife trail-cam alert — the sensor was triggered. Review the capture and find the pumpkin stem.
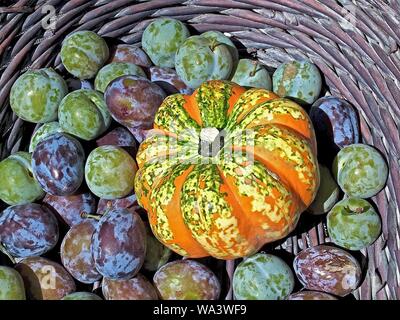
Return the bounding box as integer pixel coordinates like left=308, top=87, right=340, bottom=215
left=199, top=128, right=226, bottom=157
left=0, top=243, right=16, bottom=264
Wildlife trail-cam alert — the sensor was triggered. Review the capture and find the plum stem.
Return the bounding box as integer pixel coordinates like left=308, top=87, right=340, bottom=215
left=0, top=243, right=16, bottom=264
left=81, top=212, right=101, bottom=220
left=250, top=62, right=258, bottom=77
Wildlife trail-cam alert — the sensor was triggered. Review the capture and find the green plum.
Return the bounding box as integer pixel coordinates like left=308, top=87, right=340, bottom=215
left=85, top=146, right=138, bottom=199
left=10, top=68, right=68, bottom=123
left=273, top=60, right=322, bottom=104
left=201, top=30, right=239, bottom=77
left=327, top=197, right=381, bottom=250
left=231, top=59, right=272, bottom=90
left=61, top=30, right=109, bottom=79
left=29, top=122, right=64, bottom=153
left=142, top=17, right=190, bottom=68
left=143, top=222, right=171, bottom=272
left=0, top=266, right=26, bottom=300
left=308, top=164, right=340, bottom=215
left=175, top=35, right=233, bottom=88
left=62, top=292, right=102, bottom=300
left=94, top=62, right=147, bottom=93
left=58, top=89, right=111, bottom=141
left=233, top=253, right=294, bottom=300
left=333, top=144, right=388, bottom=198
left=0, top=152, right=44, bottom=205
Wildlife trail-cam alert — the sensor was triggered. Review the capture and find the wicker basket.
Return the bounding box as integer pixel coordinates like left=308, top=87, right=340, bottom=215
left=0, top=0, right=399, bottom=300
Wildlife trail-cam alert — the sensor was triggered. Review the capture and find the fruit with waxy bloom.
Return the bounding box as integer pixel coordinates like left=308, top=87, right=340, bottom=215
left=202, top=30, right=239, bottom=77
left=58, top=89, right=111, bottom=141
left=10, top=68, right=68, bottom=123
left=233, top=253, right=294, bottom=300
left=15, top=256, right=76, bottom=300
left=62, top=292, right=102, bottom=300
left=273, top=60, right=322, bottom=104
left=95, top=62, right=147, bottom=93
left=91, top=209, right=146, bottom=280
left=43, top=192, right=97, bottom=227
left=143, top=222, right=171, bottom=272
left=29, top=122, right=64, bottom=153
left=150, top=66, right=193, bottom=95
left=231, top=59, right=272, bottom=90
left=61, top=30, right=109, bottom=79
left=110, top=44, right=152, bottom=67
left=153, top=260, right=220, bottom=300
left=287, top=291, right=337, bottom=300
left=293, top=245, right=362, bottom=297
left=85, top=145, right=138, bottom=199
left=175, top=35, right=233, bottom=88
left=61, top=220, right=101, bottom=284
left=310, top=97, right=360, bottom=162
left=96, top=127, right=137, bottom=158
left=308, top=164, right=340, bottom=215
left=0, top=203, right=58, bottom=258
left=0, top=152, right=44, bottom=205
left=333, top=144, right=388, bottom=198
left=96, top=193, right=138, bottom=215
left=32, top=133, right=85, bottom=196
left=327, top=197, right=381, bottom=251
left=142, top=17, right=190, bottom=68
left=0, top=266, right=26, bottom=300
left=102, top=274, right=158, bottom=300
left=104, top=75, right=166, bottom=142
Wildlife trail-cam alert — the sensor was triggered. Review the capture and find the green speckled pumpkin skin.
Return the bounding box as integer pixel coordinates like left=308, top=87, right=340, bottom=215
left=0, top=266, right=26, bottom=300
left=59, top=89, right=111, bottom=141
left=333, top=144, right=388, bottom=198
left=142, top=18, right=189, bottom=68
left=10, top=68, right=68, bottom=123
left=62, top=292, right=102, bottom=300
left=231, top=59, right=272, bottom=90
left=61, top=31, right=109, bottom=79
left=327, top=197, right=381, bottom=250
left=94, top=62, right=147, bottom=93
left=29, top=122, right=63, bottom=153
left=0, top=152, right=44, bottom=205
left=85, top=145, right=138, bottom=199
left=273, top=60, right=322, bottom=104
left=175, top=36, right=233, bottom=88
left=233, top=253, right=295, bottom=300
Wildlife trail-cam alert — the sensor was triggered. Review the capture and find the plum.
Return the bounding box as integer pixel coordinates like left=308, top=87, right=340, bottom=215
left=15, top=256, right=76, bottom=300
left=287, top=291, right=337, bottom=300
left=0, top=152, right=44, bottom=205
left=58, top=89, right=111, bottom=141
left=0, top=266, right=26, bottom=300
left=102, top=274, right=158, bottom=300
left=142, top=18, right=190, bottom=68
left=327, top=197, right=381, bottom=250
left=149, top=66, right=193, bottom=95
left=10, top=68, right=68, bottom=123
left=96, top=126, right=137, bottom=158
left=61, top=220, right=101, bottom=284
left=29, top=122, right=64, bottom=153
left=273, top=60, right=322, bottom=104
left=91, top=209, right=146, bottom=280
left=97, top=193, right=138, bottom=215
left=61, top=30, right=109, bottom=79
left=62, top=292, right=102, bottom=300
left=104, top=75, right=166, bottom=142
left=233, top=253, right=294, bottom=300
left=333, top=144, right=388, bottom=198
left=231, top=59, right=272, bottom=90
left=95, top=62, right=147, bottom=93
left=175, top=35, right=233, bottom=89
left=153, top=260, right=220, bottom=300
left=85, top=145, right=138, bottom=199
left=0, top=203, right=58, bottom=258
left=32, top=133, right=85, bottom=196
left=43, top=192, right=96, bottom=227
left=110, top=44, right=152, bottom=68
left=143, top=222, right=171, bottom=272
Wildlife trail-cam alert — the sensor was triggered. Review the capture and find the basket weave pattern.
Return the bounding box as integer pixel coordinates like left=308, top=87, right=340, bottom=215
left=0, top=0, right=399, bottom=300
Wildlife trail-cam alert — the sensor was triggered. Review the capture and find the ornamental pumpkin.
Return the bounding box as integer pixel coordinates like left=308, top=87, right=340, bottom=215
left=134, top=80, right=319, bottom=259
